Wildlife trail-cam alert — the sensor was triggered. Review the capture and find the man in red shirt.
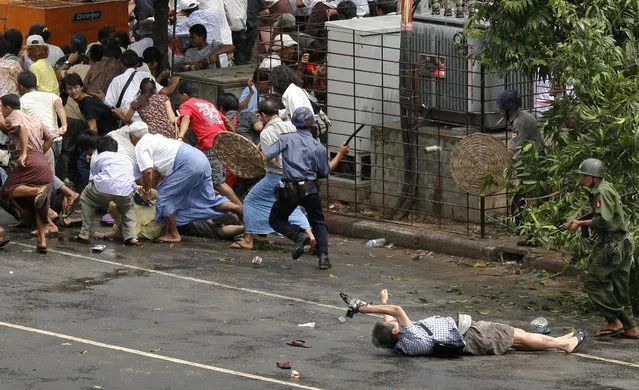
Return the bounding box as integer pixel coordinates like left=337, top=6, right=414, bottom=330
left=177, top=81, right=242, bottom=206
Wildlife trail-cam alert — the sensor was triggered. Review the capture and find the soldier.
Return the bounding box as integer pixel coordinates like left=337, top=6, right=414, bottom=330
left=264, top=107, right=349, bottom=270
left=564, top=158, right=639, bottom=339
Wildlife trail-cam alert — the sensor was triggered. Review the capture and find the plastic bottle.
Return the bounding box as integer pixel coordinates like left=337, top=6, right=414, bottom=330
left=530, top=317, right=550, bottom=334
left=365, top=238, right=386, bottom=248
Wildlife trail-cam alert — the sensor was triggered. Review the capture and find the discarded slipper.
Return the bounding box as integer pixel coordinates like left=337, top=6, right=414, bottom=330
left=34, top=186, right=51, bottom=210
left=276, top=361, right=291, bottom=369
left=286, top=339, right=311, bottom=348
left=595, top=328, right=623, bottom=337
left=570, top=330, right=588, bottom=353
left=0, top=240, right=10, bottom=248
left=611, top=332, right=639, bottom=340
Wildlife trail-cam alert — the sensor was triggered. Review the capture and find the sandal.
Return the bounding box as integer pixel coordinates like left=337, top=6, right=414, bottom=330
left=570, top=330, right=588, bottom=353
left=124, top=238, right=140, bottom=247
left=286, top=340, right=311, bottom=348
left=595, top=328, right=623, bottom=337
left=34, top=186, right=52, bottom=210
left=73, top=235, right=91, bottom=243
left=36, top=245, right=47, bottom=254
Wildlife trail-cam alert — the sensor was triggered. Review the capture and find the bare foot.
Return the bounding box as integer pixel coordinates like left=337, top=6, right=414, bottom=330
left=230, top=239, right=253, bottom=249
left=621, top=327, right=639, bottom=337
left=155, top=234, right=181, bottom=243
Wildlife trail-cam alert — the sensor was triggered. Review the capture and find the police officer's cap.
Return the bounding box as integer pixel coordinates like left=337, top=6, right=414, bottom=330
left=577, top=158, right=604, bottom=178
left=291, top=107, right=315, bottom=129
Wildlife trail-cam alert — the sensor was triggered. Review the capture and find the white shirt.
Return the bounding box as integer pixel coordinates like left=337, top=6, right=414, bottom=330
left=350, top=0, right=369, bottom=16
left=170, top=9, right=222, bottom=46
left=107, top=126, right=137, bottom=161
left=198, top=0, right=234, bottom=44
left=128, top=37, right=154, bottom=58
left=104, top=68, right=162, bottom=122
left=260, top=117, right=297, bottom=174
left=19, top=91, right=62, bottom=137
left=223, top=0, right=248, bottom=31
left=23, top=43, right=65, bottom=68
left=258, top=53, right=282, bottom=70
left=91, top=151, right=138, bottom=196
left=281, top=83, right=313, bottom=120
left=135, top=133, right=182, bottom=177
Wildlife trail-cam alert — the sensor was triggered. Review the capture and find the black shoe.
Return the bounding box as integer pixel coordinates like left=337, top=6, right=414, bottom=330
left=318, top=253, right=331, bottom=269
left=339, top=292, right=367, bottom=312
left=292, top=232, right=310, bottom=260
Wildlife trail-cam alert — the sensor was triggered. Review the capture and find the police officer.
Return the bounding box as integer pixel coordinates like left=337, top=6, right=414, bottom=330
left=565, top=158, right=639, bottom=339
left=264, top=107, right=350, bottom=270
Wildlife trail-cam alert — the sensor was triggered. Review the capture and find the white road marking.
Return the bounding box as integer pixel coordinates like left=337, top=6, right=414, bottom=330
left=0, top=321, right=323, bottom=390
left=8, top=243, right=639, bottom=370
left=10, top=242, right=353, bottom=313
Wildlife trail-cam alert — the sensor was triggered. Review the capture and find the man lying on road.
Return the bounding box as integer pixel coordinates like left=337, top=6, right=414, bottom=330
left=341, top=289, right=587, bottom=357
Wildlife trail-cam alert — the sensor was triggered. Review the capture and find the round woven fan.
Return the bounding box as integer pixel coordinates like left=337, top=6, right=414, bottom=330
left=450, top=133, right=510, bottom=196
left=212, top=132, right=266, bottom=179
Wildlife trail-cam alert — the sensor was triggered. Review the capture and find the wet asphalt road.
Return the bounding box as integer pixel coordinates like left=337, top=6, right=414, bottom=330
left=1, top=211, right=639, bottom=389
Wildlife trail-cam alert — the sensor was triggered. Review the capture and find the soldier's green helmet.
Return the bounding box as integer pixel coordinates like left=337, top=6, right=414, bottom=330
left=577, top=158, right=604, bottom=178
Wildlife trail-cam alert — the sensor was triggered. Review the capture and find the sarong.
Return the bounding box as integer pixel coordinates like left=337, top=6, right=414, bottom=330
left=2, top=150, right=53, bottom=224
left=244, top=171, right=310, bottom=234
left=155, top=144, right=229, bottom=226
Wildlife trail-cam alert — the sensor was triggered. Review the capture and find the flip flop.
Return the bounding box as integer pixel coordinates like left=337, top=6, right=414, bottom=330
left=36, top=246, right=47, bottom=254
left=0, top=240, right=10, bottom=248
left=276, top=361, right=291, bottom=369
left=595, top=328, right=623, bottom=337
left=611, top=332, right=639, bottom=339
left=570, top=330, right=588, bottom=353
left=230, top=241, right=253, bottom=249
left=124, top=239, right=141, bottom=247
left=73, top=235, right=91, bottom=243
left=34, top=186, right=52, bottom=210
left=286, top=339, right=311, bottom=348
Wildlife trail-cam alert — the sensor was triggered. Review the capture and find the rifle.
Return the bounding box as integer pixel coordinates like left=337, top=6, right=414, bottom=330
left=550, top=213, right=594, bottom=237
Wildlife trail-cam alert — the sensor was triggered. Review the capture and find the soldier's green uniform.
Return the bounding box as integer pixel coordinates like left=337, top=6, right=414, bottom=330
left=584, top=179, right=636, bottom=330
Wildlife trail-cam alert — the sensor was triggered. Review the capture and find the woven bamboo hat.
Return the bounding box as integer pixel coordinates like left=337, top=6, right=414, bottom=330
left=450, top=133, right=510, bottom=196
left=212, top=132, right=266, bottom=179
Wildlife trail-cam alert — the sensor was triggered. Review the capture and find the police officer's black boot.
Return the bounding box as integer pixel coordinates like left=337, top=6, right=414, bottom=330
left=318, top=253, right=331, bottom=270
left=292, top=232, right=310, bottom=260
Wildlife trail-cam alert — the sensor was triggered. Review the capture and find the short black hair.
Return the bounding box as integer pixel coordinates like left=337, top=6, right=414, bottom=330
left=143, top=46, right=162, bottom=64
left=4, top=29, right=23, bottom=55
left=120, top=50, right=140, bottom=68
left=0, top=38, right=7, bottom=57
left=377, top=0, right=397, bottom=15
left=104, top=39, right=122, bottom=58
left=63, top=73, right=84, bottom=88
left=29, top=23, right=50, bottom=42
left=98, top=26, right=116, bottom=44
left=0, top=94, right=21, bottom=110
left=337, top=1, right=357, bottom=20
left=216, top=93, right=239, bottom=112
left=371, top=321, right=399, bottom=349
left=178, top=81, right=198, bottom=97
left=97, top=136, right=118, bottom=154
left=189, top=24, right=207, bottom=40
left=88, top=44, right=104, bottom=63
left=114, top=31, right=131, bottom=48
left=253, top=68, right=270, bottom=83
left=17, top=70, right=38, bottom=90
left=76, top=129, right=100, bottom=152
left=257, top=98, right=280, bottom=116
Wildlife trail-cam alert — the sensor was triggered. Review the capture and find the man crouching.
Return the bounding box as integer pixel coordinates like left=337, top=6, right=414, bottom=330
left=343, top=289, right=587, bottom=356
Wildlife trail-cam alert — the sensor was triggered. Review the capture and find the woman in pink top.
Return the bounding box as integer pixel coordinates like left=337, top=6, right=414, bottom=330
left=114, top=78, right=178, bottom=138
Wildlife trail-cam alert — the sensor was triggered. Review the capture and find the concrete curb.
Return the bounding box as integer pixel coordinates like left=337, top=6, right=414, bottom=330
left=325, top=213, right=582, bottom=276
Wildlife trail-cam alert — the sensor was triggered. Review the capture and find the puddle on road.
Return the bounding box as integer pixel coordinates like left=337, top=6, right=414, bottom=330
left=42, top=268, right=150, bottom=293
